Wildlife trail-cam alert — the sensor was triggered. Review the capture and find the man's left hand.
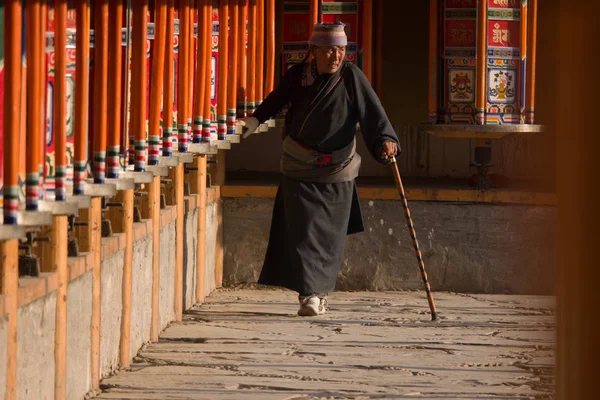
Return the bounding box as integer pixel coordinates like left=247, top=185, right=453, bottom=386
left=381, top=141, right=398, bottom=160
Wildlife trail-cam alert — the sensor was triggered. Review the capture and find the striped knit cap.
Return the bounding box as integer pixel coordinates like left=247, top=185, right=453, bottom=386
left=308, top=22, right=348, bottom=47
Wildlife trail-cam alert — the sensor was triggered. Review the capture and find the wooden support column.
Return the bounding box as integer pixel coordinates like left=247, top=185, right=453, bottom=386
left=174, top=163, right=185, bottom=320
left=427, top=0, right=439, bottom=123
left=247, top=0, right=256, bottom=115
left=53, top=216, right=69, bottom=400
left=265, top=0, right=275, bottom=94
left=149, top=0, right=168, bottom=164
left=74, top=0, right=90, bottom=195
left=149, top=176, right=161, bottom=341
left=362, top=0, right=373, bottom=83
left=525, top=0, right=538, bottom=124
left=195, top=156, right=207, bottom=302
left=163, top=0, right=175, bottom=156
left=227, top=0, right=239, bottom=134
left=217, top=0, right=229, bottom=139
left=119, top=189, right=134, bottom=367
left=93, top=0, right=110, bottom=182
left=375, top=0, right=384, bottom=98
left=1, top=240, right=19, bottom=400
left=555, top=1, right=600, bottom=399
left=256, top=0, right=264, bottom=105
left=475, top=0, right=487, bottom=125
left=309, top=0, right=318, bottom=36
left=88, top=197, right=103, bottom=389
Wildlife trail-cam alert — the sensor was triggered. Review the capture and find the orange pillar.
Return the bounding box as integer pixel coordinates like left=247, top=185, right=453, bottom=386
left=237, top=0, right=247, bottom=118
left=74, top=2, right=90, bottom=195
left=375, top=0, right=383, bottom=98
left=26, top=0, right=42, bottom=210
left=202, top=2, right=213, bottom=142
left=188, top=1, right=195, bottom=140
left=54, top=0, right=68, bottom=200
left=163, top=0, right=175, bottom=156
left=131, top=0, right=148, bottom=170
left=93, top=0, right=109, bottom=182
left=3, top=0, right=22, bottom=224
left=475, top=0, right=487, bottom=125
left=264, top=0, right=275, bottom=95
left=427, top=0, right=438, bottom=124
left=193, top=0, right=208, bottom=143
left=525, top=0, right=537, bottom=124
left=246, top=0, right=256, bottom=115
left=309, top=0, right=318, bottom=36
left=178, top=0, right=191, bottom=151
left=227, top=0, right=239, bottom=135
left=255, top=0, right=264, bottom=106
left=149, top=0, right=168, bottom=164
left=362, top=0, right=373, bottom=83
left=519, top=0, right=527, bottom=124
left=217, top=0, right=229, bottom=139
left=107, top=0, right=124, bottom=178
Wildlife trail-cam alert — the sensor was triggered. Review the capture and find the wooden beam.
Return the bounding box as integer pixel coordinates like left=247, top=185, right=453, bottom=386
left=220, top=185, right=557, bottom=206
left=53, top=216, right=69, bottom=400
left=475, top=0, right=487, bottom=125
left=195, top=156, right=207, bottom=302
left=174, top=163, right=185, bottom=320
left=119, top=189, right=134, bottom=368
left=1, top=239, right=19, bottom=400
left=149, top=176, right=161, bottom=341
left=89, top=197, right=102, bottom=389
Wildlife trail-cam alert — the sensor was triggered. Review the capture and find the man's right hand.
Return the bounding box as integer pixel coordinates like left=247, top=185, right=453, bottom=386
left=237, top=117, right=260, bottom=139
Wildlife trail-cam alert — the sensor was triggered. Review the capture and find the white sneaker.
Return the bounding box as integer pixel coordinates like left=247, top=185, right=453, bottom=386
left=318, top=296, right=328, bottom=315
left=298, top=296, right=320, bottom=316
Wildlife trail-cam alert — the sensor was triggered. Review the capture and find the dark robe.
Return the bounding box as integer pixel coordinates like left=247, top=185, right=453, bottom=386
left=252, top=60, right=399, bottom=295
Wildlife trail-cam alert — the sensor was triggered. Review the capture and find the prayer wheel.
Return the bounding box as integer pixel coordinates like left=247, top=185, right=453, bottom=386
left=429, top=0, right=538, bottom=126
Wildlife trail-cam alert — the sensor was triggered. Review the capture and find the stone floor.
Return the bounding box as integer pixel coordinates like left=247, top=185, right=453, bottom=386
left=96, top=288, right=555, bottom=399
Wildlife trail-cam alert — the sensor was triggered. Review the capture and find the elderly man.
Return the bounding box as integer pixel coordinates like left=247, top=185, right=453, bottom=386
left=240, top=22, right=399, bottom=316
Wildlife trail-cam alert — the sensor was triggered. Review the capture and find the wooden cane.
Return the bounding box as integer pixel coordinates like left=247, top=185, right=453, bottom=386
left=389, top=156, right=439, bottom=321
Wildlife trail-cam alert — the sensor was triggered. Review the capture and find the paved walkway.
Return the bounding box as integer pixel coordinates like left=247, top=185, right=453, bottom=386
left=97, top=288, right=555, bottom=399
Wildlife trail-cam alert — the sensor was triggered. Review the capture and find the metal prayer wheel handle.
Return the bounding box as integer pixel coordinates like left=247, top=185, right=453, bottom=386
left=388, top=156, right=439, bottom=322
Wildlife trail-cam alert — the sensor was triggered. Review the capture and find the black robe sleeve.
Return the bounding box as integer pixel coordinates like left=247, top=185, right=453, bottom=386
left=252, top=64, right=302, bottom=124
left=346, top=63, right=400, bottom=163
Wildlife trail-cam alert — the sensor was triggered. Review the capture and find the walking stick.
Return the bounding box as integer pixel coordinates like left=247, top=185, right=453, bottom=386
left=389, top=155, right=439, bottom=321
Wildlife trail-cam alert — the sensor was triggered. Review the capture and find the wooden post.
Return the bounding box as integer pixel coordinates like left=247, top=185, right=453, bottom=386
left=309, top=0, right=318, bottom=36
left=228, top=0, right=239, bottom=135
left=104, top=191, right=127, bottom=233
left=74, top=0, right=90, bottom=195
left=89, top=197, right=102, bottom=389
left=26, top=0, right=42, bottom=210
left=375, top=0, right=384, bottom=98
left=93, top=0, right=109, bottom=183
left=188, top=2, right=195, bottom=139
left=475, top=0, right=487, bottom=125
left=362, top=0, right=373, bottom=84
left=427, top=0, right=438, bottom=124
left=202, top=0, right=213, bottom=142
left=1, top=240, right=19, bottom=400
left=107, top=0, right=124, bottom=179
left=163, top=0, right=175, bottom=156
left=174, top=163, right=185, bottom=320
left=255, top=0, right=264, bottom=106
left=74, top=206, right=93, bottom=253
left=217, top=0, right=229, bottom=139
left=54, top=0, right=68, bottom=200
left=519, top=0, right=527, bottom=123
left=53, top=216, right=69, bottom=400
left=3, top=0, right=23, bottom=224
left=119, top=189, right=134, bottom=367
left=195, top=156, right=207, bottom=302
left=132, top=0, right=148, bottom=171
left=247, top=0, right=256, bottom=115
left=149, top=0, right=168, bottom=164
left=556, top=2, right=600, bottom=399
left=193, top=0, right=208, bottom=143
left=149, top=176, right=161, bottom=341
left=178, top=0, right=191, bottom=152
left=265, top=0, right=275, bottom=94
left=215, top=199, right=223, bottom=288
left=237, top=0, right=248, bottom=118
left=525, top=0, right=538, bottom=124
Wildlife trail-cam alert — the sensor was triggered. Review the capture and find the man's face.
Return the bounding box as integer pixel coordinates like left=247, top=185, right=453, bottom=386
left=313, top=45, right=346, bottom=74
